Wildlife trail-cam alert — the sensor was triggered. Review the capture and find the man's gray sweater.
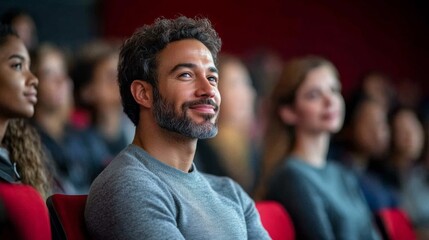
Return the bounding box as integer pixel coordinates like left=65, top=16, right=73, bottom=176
left=85, top=144, right=270, bottom=240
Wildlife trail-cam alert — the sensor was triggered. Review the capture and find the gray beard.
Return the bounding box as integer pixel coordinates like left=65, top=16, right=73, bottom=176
left=152, top=87, right=218, bottom=139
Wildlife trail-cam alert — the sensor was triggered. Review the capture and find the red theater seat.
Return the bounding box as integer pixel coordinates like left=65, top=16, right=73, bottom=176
left=256, top=201, right=295, bottom=240
left=47, top=194, right=90, bottom=240
left=377, top=208, right=416, bottom=240
left=0, top=183, right=51, bottom=240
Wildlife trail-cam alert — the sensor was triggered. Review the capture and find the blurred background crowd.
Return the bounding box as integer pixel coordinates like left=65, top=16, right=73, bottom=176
left=1, top=0, right=428, bottom=238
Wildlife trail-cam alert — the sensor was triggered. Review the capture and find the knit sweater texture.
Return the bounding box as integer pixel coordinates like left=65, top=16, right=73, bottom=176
left=85, top=144, right=270, bottom=240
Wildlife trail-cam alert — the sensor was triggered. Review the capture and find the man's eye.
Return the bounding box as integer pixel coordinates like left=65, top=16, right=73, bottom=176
left=207, top=76, right=218, bottom=83
left=179, top=72, right=192, bottom=78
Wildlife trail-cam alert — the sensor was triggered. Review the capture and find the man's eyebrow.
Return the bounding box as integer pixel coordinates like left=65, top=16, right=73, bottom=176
left=169, top=63, right=218, bottom=74
left=169, top=63, right=196, bottom=74
left=208, top=66, right=218, bottom=74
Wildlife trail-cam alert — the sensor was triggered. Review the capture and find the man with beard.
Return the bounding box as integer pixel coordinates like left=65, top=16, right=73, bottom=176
left=85, top=16, right=270, bottom=240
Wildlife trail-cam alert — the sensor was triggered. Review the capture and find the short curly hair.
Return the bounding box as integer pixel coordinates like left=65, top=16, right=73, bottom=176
left=118, top=16, right=222, bottom=125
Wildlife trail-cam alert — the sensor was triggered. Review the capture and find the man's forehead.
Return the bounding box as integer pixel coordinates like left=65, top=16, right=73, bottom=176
left=158, top=39, right=215, bottom=66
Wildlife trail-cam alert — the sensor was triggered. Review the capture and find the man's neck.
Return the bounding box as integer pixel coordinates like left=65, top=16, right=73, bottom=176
left=133, top=121, right=197, bottom=173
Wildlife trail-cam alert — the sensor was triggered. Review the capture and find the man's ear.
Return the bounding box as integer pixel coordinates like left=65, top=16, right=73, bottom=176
left=278, top=105, right=297, bottom=125
left=131, top=80, right=153, bottom=108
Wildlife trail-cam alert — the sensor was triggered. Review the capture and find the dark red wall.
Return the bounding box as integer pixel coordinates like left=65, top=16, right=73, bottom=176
left=101, top=0, right=429, bottom=95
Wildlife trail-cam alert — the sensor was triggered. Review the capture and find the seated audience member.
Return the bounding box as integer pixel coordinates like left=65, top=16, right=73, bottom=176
left=328, top=70, right=395, bottom=160
left=85, top=16, right=270, bottom=239
left=358, top=71, right=395, bottom=111
left=334, top=94, right=396, bottom=212
left=255, top=56, right=381, bottom=240
left=31, top=44, right=105, bottom=193
left=245, top=49, right=283, bottom=149
left=72, top=40, right=133, bottom=163
left=0, top=24, right=50, bottom=197
left=195, top=54, right=258, bottom=192
left=402, top=111, right=429, bottom=239
left=382, top=106, right=424, bottom=198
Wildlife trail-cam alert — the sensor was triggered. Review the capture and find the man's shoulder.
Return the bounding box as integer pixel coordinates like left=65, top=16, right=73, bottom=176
left=86, top=148, right=175, bottom=218
left=199, top=172, right=249, bottom=198
left=200, top=172, right=236, bottom=187
left=89, top=146, right=164, bottom=193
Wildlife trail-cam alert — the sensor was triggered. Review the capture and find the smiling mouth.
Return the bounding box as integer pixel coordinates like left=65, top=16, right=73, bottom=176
left=189, top=104, right=217, bottom=114
left=185, top=99, right=219, bottom=115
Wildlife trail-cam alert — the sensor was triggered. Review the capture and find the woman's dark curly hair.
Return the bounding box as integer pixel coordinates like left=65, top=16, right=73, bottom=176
left=118, top=16, right=222, bottom=125
left=3, top=119, right=51, bottom=199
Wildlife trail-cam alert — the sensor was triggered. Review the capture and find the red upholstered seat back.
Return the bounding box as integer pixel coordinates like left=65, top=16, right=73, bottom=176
left=47, top=194, right=90, bottom=240
left=378, top=208, right=417, bottom=240
left=0, top=183, right=51, bottom=240
left=256, top=201, right=295, bottom=240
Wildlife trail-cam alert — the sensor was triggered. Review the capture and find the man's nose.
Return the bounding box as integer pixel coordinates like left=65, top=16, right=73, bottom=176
left=195, top=77, right=216, bottom=98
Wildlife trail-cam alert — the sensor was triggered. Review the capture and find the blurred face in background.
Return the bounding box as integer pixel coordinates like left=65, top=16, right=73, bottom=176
left=392, top=109, right=424, bottom=161
left=218, top=59, right=256, bottom=129
left=353, top=101, right=390, bottom=157
left=83, top=54, right=121, bottom=112
left=362, top=73, right=392, bottom=109
left=35, top=50, right=72, bottom=114
left=11, top=14, right=37, bottom=50
left=289, top=65, right=344, bottom=134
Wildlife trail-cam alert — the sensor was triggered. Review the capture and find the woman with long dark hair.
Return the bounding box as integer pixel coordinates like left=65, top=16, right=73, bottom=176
left=0, top=24, right=50, bottom=199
